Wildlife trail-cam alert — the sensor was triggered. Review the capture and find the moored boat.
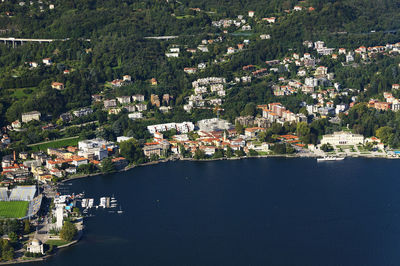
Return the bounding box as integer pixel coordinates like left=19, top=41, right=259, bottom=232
left=317, top=156, right=345, bottom=162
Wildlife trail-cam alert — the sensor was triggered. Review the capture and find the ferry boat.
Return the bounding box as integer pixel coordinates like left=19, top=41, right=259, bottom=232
left=317, top=156, right=345, bottom=162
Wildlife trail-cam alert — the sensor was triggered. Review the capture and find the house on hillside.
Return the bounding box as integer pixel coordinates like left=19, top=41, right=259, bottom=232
left=51, top=82, right=64, bottom=90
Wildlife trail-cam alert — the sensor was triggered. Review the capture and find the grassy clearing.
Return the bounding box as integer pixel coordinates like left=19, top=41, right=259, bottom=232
left=8, top=87, right=37, bottom=99
left=175, top=15, right=195, bottom=19
left=0, top=201, right=29, bottom=218
left=28, top=136, right=80, bottom=152
left=45, top=239, right=70, bottom=246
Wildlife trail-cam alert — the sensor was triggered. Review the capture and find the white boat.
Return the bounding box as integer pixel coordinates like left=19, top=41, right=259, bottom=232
left=99, top=197, right=107, bottom=208
left=81, top=199, right=88, bottom=208
left=88, top=199, right=94, bottom=208
left=117, top=206, right=124, bottom=214
left=317, top=156, right=345, bottom=162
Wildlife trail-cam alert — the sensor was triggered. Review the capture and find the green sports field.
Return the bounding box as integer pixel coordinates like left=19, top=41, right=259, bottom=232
left=0, top=201, right=29, bottom=218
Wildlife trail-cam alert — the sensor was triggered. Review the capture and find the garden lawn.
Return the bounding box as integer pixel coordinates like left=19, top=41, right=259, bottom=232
left=45, top=239, right=70, bottom=246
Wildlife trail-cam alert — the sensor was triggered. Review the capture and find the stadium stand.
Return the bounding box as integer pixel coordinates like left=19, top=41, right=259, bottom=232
left=0, top=188, right=9, bottom=201
left=24, top=194, right=43, bottom=219
left=9, top=186, right=37, bottom=201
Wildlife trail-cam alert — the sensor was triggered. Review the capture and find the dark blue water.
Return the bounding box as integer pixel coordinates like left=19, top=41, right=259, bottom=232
left=35, top=158, right=400, bottom=266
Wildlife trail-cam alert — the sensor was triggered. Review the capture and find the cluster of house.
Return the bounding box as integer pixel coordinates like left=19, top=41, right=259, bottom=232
left=8, top=111, right=41, bottom=133
left=59, top=107, right=93, bottom=122
left=184, top=77, right=227, bottom=112
left=110, top=75, right=132, bottom=87
left=242, top=46, right=358, bottom=118
left=150, top=93, right=173, bottom=113
left=368, top=89, right=400, bottom=112
left=26, top=57, right=53, bottom=68
left=165, top=47, right=180, bottom=58
left=211, top=14, right=250, bottom=30
left=259, top=103, right=307, bottom=124
left=304, top=40, right=400, bottom=62
left=0, top=139, right=127, bottom=185
left=92, top=93, right=147, bottom=118
left=141, top=118, right=271, bottom=157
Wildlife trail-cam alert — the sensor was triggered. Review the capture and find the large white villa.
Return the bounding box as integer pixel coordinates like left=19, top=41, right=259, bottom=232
left=321, top=131, right=364, bottom=146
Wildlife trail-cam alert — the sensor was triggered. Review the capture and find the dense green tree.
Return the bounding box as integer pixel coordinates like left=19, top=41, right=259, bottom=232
left=376, top=126, right=394, bottom=145
left=194, top=149, right=206, bottom=160
left=23, top=220, right=30, bottom=234
left=60, top=221, right=77, bottom=242
left=119, top=139, right=145, bottom=164
left=100, top=158, right=116, bottom=174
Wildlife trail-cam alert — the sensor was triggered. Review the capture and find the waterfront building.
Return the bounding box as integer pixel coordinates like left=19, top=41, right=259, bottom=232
left=27, top=239, right=44, bottom=254
left=143, top=144, right=164, bottom=157
left=321, top=131, right=364, bottom=145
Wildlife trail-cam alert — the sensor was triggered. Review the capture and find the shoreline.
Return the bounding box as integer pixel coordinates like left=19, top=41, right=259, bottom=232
left=60, top=152, right=396, bottom=183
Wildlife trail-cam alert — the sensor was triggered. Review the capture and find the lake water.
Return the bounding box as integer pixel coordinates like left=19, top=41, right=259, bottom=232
left=34, top=158, right=400, bottom=266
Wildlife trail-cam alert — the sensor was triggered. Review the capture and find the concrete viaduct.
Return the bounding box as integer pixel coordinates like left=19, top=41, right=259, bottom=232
left=0, top=37, right=91, bottom=48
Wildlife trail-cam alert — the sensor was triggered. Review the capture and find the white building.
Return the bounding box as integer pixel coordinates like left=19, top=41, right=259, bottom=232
left=166, top=52, right=179, bottom=58
left=147, top=122, right=195, bottom=134
left=117, top=136, right=133, bottom=143
left=346, top=54, right=354, bottom=63
left=73, top=107, right=93, bottom=117
left=260, top=34, right=271, bottom=40
left=55, top=203, right=65, bottom=229
left=132, top=94, right=145, bottom=102
left=128, top=112, right=143, bottom=120
left=22, top=111, right=41, bottom=123
left=78, top=139, right=110, bottom=160
left=321, top=131, right=364, bottom=145
left=197, top=118, right=232, bottom=132
left=26, top=239, right=44, bottom=254
left=116, top=96, right=131, bottom=104
left=104, top=99, right=117, bottom=108
left=305, top=77, right=318, bottom=87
